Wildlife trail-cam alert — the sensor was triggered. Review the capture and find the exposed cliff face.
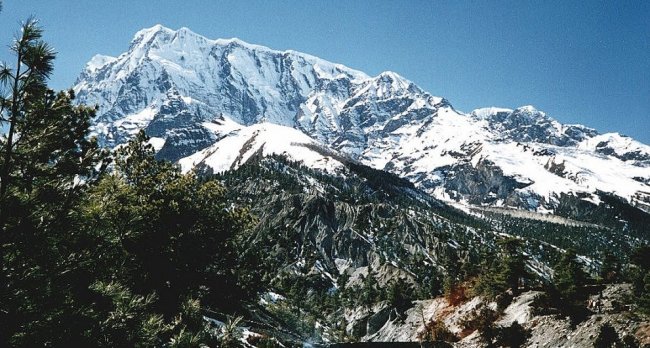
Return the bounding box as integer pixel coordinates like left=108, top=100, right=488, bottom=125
left=217, top=155, right=482, bottom=278
left=218, top=156, right=641, bottom=290
left=470, top=106, right=599, bottom=146
left=436, top=160, right=534, bottom=207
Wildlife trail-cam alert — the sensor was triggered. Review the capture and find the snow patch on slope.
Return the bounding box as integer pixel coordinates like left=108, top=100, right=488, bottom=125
left=178, top=119, right=344, bottom=174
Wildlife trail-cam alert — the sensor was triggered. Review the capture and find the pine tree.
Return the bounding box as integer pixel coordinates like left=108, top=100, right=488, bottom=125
left=359, top=267, right=380, bottom=306
left=443, top=245, right=464, bottom=302
left=495, top=321, right=530, bottom=348
left=0, top=20, right=257, bottom=346
left=497, top=238, right=528, bottom=293
left=638, top=272, right=650, bottom=315
left=599, top=252, right=620, bottom=283
left=631, top=246, right=650, bottom=270
left=629, top=245, right=650, bottom=314
left=386, top=278, right=414, bottom=313
left=0, top=18, right=107, bottom=346
left=552, top=248, right=589, bottom=302
left=84, top=130, right=257, bottom=315
left=473, top=238, right=529, bottom=299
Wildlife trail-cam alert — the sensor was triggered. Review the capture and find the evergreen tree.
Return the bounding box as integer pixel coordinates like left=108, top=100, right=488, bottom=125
left=638, top=272, right=650, bottom=315
left=628, top=246, right=650, bottom=313
left=474, top=238, right=529, bottom=299
left=0, top=18, right=108, bottom=346
left=552, top=248, right=589, bottom=302
left=386, top=278, right=414, bottom=313
left=497, top=238, right=528, bottom=293
left=84, top=130, right=257, bottom=315
left=359, top=267, right=380, bottom=306
left=599, top=252, right=620, bottom=283
left=631, top=246, right=650, bottom=270
left=442, top=245, right=466, bottom=303
left=0, top=20, right=257, bottom=346
left=494, top=321, right=530, bottom=348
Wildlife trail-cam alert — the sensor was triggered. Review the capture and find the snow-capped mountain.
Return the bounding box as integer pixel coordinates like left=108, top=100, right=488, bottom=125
left=74, top=25, right=650, bottom=213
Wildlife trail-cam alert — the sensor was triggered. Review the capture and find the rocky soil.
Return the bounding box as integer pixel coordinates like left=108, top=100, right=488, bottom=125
left=341, top=284, right=648, bottom=347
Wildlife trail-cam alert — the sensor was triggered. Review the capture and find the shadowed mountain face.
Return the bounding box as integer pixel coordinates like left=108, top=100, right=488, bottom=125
left=74, top=25, right=650, bottom=214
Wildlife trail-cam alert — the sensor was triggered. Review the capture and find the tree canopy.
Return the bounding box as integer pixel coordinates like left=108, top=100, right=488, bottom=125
left=0, top=19, right=257, bottom=347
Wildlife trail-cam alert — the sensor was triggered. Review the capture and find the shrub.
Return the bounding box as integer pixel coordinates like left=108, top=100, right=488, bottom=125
left=494, top=321, right=530, bottom=348
left=418, top=319, right=459, bottom=343
left=594, top=323, right=620, bottom=348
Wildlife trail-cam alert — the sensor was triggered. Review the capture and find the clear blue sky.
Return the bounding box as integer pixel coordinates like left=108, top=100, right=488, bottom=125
left=1, top=0, right=649, bottom=143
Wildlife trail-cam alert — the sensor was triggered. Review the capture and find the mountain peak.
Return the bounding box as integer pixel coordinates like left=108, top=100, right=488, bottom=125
left=513, top=105, right=546, bottom=117
left=84, top=54, right=117, bottom=73
left=471, top=105, right=550, bottom=124
left=377, top=71, right=404, bottom=80
left=516, top=105, right=539, bottom=112
left=132, top=24, right=171, bottom=42
left=471, top=107, right=513, bottom=119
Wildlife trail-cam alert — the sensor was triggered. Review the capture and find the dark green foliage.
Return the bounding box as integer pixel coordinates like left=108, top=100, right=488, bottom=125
left=498, top=238, right=528, bottom=292
left=89, top=281, right=166, bottom=348
left=542, top=248, right=594, bottom=325
left=599, top=252, right=620, bottom=283
left=386, top=278, right=415, bottom=313
left=359, top=269, right=381, bottom=307
left=89, top=131, right=258, bottom=313
left=0, top=20, right=258, bottom=346
left=265, top=299, right=319, bottom=340
left=443, top=277, right=468, bottom=306
left=474, top=238, right=529, bottom=300
left=0, top=19, right=109, bottom=347
left=217, top=316, right=245, bottom=348
left=442, top=245, right=461, bottom=283
left=494, top=321, right=530, bottom=348
left=628, top=246, right=650, bottom=315
left=631, top=246, right=650, bottom=271
left=252, top=336, right=284, bottom=348
left=554, top=192, right=650, bottom=242
left=419, top=319, right=458, bottom=343
left=529, top=292, right=560, bottom=316
left=553, top=248, right=590, bottom=302
left=1, top=125, right=257, bottom=346
left=483, top=205, right=643, bottom=263
left=412, top=257, right=443, bottom=299
left=621, top=334, right=640, bottom=348
left=594, top=323, right=620, bottom=348
left=637, top=272, right=650, bottom=315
